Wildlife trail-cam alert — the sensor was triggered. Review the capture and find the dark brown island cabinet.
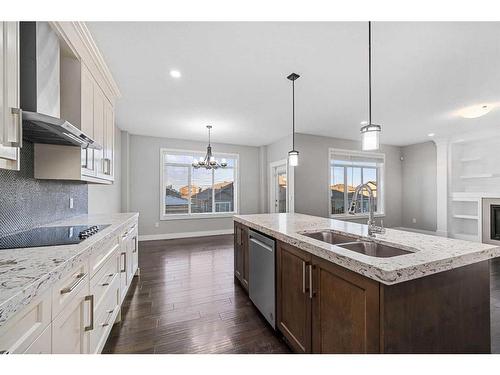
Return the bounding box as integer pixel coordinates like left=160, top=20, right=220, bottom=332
left=233, top=222, right=491, bottom=354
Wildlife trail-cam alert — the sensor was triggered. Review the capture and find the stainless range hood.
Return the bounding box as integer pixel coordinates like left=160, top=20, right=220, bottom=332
left=20, top=22, right=101, bottom=150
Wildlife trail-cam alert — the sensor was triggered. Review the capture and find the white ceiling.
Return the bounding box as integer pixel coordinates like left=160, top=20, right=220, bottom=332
left=88, top=22, right=500, bottom=147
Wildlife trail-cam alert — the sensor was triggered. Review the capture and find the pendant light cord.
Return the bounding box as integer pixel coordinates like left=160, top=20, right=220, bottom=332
left=368, top=21, right=372, bottom=125
left=292, top=79, right=295, bottom=150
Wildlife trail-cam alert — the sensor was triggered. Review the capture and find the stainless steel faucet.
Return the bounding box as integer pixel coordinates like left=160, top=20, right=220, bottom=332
left=348, top=183, right=385, bottom=237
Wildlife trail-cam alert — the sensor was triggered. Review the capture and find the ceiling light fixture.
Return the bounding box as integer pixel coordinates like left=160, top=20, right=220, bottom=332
left=287, top=72, right=300, bottom=167
left=428, top=133, right=435, bottom=137
left=457, top=104, right=492, bottom=119
left=170, top=70, right=181, bottom=78
left=192, top=125, right=227, bottom=169
left=360, top=21, right=382, bottom=151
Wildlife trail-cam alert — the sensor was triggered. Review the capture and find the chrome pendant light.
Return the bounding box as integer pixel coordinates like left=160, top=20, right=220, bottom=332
left=361, top=21, right=382, bottom=151
left=192, top=125, right=227, bottom=169
left=287, top=72, right=300, bottom=166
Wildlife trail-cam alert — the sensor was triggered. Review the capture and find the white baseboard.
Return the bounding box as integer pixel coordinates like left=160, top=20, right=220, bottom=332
left=139, top=229, right=233, bottom=241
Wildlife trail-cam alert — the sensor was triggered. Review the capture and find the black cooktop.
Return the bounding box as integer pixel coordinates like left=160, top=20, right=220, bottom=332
left=0, top=224, right=110, bottom=250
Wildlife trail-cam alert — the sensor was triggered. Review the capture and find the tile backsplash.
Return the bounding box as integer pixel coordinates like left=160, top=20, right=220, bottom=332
left=0, top=141, right=87, bottom=237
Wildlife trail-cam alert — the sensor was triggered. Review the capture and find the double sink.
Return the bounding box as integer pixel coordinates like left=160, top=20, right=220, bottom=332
left=299, top=230, right=411, bottom=258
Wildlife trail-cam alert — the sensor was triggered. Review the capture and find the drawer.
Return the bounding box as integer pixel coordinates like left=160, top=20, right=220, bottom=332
left=120, top=221, right=137, bottom=243
left=23, top=324, right=51, bottom=354
left=90, top=273, right=120, bottom=354
left=89, top=235, right=120, bottom=277
left=52, top=261, right=89, bottom=319
left=0, top=289, right=51, bottom=354
left=90, top=250, right=119, bottom=312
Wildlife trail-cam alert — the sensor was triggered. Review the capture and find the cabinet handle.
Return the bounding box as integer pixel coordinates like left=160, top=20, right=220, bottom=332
left=84, top=295, right=94, bottom=331
left=10, top=108, right=22, bottom=148
left=302, top=261, right=306, bottom=294
left=132, top=236, right=137, bottom=253
left=308, top=264, right=313, bottom=299
left=60, top=272, right=86, bottom=294
left=101, top=309, right=115, bottom=327
left=100, top=273, right=114, bottom=286
left=82, top=148, right=89, bottom=169
left=120, top=252, right=127, bottom=273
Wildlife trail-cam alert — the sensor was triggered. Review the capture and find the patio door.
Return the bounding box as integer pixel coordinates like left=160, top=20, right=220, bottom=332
left=269, top=160, right=293, bottom=213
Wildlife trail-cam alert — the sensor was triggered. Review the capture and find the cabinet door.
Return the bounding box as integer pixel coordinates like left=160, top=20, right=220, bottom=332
left=80, top=64, right=95, bottom=176
left=102, top=98, right=114, bottom=179
left=23, top=325, right=51, bottom=354
left=234, top=223, right=244, bottom=282
left=241, top=225, right=249, bottom=290
left=52, top=276, right=91, bottom=354
left=276, top=241, right=312, bottom=353
left=311, top=256, right=380, bottom=353
left=93, top=85, right=105, bottom=178
left=0, top=21, right=20, bottom=171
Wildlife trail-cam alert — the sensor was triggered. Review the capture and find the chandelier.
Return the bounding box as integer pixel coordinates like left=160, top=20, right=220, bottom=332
left=192, top=125, right=227, bottom=169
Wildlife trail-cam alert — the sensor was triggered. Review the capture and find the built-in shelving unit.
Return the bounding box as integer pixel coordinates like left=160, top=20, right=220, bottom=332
left=449, top=134, right=500, bottom=242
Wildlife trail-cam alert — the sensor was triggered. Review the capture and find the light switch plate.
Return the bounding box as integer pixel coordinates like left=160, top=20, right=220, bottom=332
left=69, top=197, right=74, bottom=209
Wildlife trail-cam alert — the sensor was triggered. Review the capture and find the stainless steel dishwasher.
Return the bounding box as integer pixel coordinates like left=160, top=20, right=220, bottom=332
left=248, top=229, right=276, bottom=329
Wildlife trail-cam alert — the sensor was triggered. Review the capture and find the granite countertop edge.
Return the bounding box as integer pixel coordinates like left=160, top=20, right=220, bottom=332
left=0, top=212, right=139, bottom=328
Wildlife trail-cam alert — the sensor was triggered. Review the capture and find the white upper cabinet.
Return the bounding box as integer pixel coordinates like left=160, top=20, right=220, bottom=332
left=33, top=22, right=119, bottom=184
left=0, top=22, right=21, bottom=171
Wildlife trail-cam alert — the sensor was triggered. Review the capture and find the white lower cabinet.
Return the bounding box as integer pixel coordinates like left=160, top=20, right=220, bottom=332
left=0, top=218, right=139, bottom=354
left=23, top=325, right=52, bottom=354
left=51, top=275, right=91, bottom=354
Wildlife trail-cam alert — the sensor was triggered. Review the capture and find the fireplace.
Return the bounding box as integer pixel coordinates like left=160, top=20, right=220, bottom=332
left=491, top=205, right=500, bottom=241
left=482, top=198, right=500, bottom=245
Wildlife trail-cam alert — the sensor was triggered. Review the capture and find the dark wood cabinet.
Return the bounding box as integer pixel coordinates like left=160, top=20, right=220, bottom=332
left=276, top=241, right=312, bottom=353
left=238, top=221, right=491, bottom=354
left=311, top=256, right=380, bottom=353
left=233, top=222, right=249, bottom=292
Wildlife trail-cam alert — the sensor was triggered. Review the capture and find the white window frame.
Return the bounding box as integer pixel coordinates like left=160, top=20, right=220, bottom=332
left=328, top=148, right=386, bottom=220
left=160, top=148, right=239, bottom=220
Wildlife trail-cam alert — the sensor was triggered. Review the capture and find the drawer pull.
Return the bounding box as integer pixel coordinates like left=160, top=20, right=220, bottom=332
left=101, top=309, right=115, bottom=327
left=120, top=252, right=127, bottom=273
left=60, top=272, right=86, bottom=294
left=84, top=295, right=94, bottom=331
left=121, top=231, right=129, bottom=239
left=100, top=273, right=115, bottom=286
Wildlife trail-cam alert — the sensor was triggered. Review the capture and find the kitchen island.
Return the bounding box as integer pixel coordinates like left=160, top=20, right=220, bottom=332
left=233, top=213, right=500, bottom=354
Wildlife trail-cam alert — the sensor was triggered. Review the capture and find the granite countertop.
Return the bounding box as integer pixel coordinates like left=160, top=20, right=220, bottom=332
left=234, top=213, right=500, bottom=285
left=0, top=212, right=139, bottom=327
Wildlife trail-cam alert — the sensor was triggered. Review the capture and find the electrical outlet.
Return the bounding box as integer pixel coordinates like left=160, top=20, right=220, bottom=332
left=69, top=197, right=74, bottom=209
left=154, top=222, right=160, bottom=228
left=412, top=218, right=417, bottom=224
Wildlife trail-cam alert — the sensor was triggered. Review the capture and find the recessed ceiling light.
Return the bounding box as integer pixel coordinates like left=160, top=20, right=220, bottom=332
left=170, top=70, right=181, bottom=78
left=457, top=104, right=492, bottom=119
left=360, top=121, right=368, bottom=125
left=428, top=133, right=435, bottom=137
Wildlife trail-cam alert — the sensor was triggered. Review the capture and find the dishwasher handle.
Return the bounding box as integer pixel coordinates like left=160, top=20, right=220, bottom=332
left=249, top=237, right=274, bottom=252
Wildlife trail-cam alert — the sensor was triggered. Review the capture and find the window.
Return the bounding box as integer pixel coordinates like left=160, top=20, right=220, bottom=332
left=160, top=149, right=238, bottom=219
left=329, top=148, right=385, bottom=217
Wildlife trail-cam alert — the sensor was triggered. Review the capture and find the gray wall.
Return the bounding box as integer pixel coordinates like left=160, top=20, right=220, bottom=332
left=401, top=141, right=437, bottom=231
left=88, top=126, right=123, bottom=214
left=0, top=141, right=87, bottom=237
left=264, top=133, right=403, bottom=228
left=129, top=134, right=261, bottom=237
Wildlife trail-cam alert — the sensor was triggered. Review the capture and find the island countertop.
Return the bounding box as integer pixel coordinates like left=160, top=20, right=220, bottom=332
left=234, top=213, right=500, bottom=285
left=0, top=212, right=139, bottom=327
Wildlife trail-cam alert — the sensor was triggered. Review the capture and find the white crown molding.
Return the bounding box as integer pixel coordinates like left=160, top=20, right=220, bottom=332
left=139, top=229, right=233, bottom=242
left=50, top=21, right=121, bottom=102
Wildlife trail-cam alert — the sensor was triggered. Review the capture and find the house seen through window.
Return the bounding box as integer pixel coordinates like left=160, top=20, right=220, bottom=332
left=161, top=150, right=238, bottom=218
left=330, top=149, right=385, bottom=216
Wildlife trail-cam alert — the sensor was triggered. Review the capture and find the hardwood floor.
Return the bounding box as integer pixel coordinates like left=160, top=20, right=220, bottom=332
left=102, top=235, right=290, bottom=354
left=103, top=234, right=500, bottom=354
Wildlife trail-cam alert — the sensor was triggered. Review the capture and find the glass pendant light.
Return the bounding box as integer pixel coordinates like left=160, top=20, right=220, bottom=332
left=287, top=72, right=300, bottom=166
left=361, top=21, right=382, bottom=151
